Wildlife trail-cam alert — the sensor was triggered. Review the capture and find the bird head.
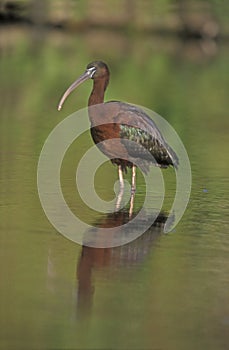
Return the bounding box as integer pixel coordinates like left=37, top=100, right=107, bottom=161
left=86, top=61, right=109, bottom=79
left=58, top=61, right=109, bottom=111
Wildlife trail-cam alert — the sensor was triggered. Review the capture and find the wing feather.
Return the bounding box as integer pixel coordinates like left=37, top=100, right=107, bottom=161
left=110, top=102, right=178, bottom=168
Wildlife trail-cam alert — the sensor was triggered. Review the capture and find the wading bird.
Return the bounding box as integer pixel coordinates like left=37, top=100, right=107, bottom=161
left=58, top=61, right=178, bottom=194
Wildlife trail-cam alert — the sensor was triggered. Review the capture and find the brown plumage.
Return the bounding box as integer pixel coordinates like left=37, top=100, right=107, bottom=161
left=58, top=61, right=178, bottom=192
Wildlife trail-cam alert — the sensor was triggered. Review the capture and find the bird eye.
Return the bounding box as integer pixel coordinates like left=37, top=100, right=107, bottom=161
left=87, top=67, right=96, bottom=78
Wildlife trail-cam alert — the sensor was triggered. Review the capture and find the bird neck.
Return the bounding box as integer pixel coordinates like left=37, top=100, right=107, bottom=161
left=88, top=78, right=109, bottom=106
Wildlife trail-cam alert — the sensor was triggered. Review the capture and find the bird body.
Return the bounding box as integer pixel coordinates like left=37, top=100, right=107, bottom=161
left=58, top=61, right=178, bottom=191
left=90, top=101, right=178, bottom=173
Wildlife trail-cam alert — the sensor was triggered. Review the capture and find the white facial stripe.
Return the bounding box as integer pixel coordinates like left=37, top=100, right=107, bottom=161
left=87, top=67, right=96, bottom=78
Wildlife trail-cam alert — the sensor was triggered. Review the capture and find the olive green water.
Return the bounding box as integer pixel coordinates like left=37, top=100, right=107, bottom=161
left=1, top=26, right=229, bottom=350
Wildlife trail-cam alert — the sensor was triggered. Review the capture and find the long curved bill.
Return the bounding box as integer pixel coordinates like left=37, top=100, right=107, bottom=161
left=57, top=68, right=95, bottom=111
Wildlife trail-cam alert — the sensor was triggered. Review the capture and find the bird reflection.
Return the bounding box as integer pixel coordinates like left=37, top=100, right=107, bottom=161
left=76, top=209, right=169, bottom=320
left=115, top=186, right=135, bottom=217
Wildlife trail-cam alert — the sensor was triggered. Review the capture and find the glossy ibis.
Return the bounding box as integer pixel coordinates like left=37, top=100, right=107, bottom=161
left=58, top=61, right=178, bottom=193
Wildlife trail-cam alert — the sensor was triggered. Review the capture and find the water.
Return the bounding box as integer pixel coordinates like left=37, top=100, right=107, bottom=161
left=1, top=25, right=229, bottom=350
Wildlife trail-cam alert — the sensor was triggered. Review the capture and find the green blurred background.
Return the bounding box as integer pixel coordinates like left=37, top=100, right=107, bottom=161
left=1, top=1, right=229, bottom=349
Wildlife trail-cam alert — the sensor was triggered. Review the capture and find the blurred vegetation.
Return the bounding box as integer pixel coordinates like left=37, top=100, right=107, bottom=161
left=0, top=0, right=229, bottom=39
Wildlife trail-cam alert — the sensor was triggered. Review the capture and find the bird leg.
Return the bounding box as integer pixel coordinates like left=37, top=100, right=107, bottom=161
left=115, top=165, right=124, bottom=211
left=129, top=191, right=135, bottom=218
left=131, top=165, right=136, bottom=193
left=118, top=165, right=124, bottom=191
left=129, top=165, right=136, bottom=217
left=115, top=189, right=123, bottom=211
left=116, top=165, right=136, bottom=215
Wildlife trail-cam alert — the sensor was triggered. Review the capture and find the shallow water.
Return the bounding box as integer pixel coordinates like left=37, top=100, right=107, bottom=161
left=0, top=25, right=229, bottom=350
